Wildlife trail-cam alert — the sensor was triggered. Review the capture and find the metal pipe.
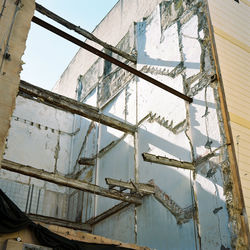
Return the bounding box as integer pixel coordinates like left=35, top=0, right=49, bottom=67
left=31, top=16, right=193, bottom=103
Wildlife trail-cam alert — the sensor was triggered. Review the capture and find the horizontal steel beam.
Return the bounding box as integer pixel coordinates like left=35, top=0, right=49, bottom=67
left=1, top=159, right=142, bottom=204
left=31, top=16, right=193, bottom=103
left=19, top=80, right=136, bottom=134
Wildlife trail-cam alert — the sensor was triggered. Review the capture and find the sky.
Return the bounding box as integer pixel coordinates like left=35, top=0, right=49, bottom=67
left=21, top=0, right=119, bottom=90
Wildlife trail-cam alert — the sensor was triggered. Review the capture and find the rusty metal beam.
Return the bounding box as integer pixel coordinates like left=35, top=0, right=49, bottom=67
left=19, top=80, right=136, bottom=134
left=142, top=153, right=195, bottom=170
left=35, top=3, right=136, bottom=63
left=1, top=159, right=142, bottom=204
left=31, top=16, right=193, bottom=103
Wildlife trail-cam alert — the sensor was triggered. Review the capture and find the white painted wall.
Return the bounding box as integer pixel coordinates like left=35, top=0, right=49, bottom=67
left=1, top=0, right=240, bottom=249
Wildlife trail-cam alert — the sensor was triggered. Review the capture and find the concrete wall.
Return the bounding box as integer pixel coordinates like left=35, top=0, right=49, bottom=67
left=1, top=96, right=74, bottom=219
left=53, top=0, right=244, bottom=249
left=0, top=0, right=35, bottom=164
left=1, top=0, right=248, bottom=249
left=52, top=0, right=166, bottom=99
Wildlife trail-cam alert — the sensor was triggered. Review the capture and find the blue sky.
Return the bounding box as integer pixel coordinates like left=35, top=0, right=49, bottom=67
left=21, top=0, right=119, bottom=90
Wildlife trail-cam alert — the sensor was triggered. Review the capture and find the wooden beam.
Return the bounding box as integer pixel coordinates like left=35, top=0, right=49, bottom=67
left=142, top=153, right=195, bottom=170
left=86, top=202, right=131, bottom=225
left=78, top=157, right=95, bottom=166
left=48, top=224, right=150, bottom=250
left=1, top=159, right=142, bottom=204
left=19, top=80, right=136, bottom=134
left=105, top=178, right=155, bottom=195
left=28, top=213, right=91, bottom=232
left=35, top=3, right=136, bottom=63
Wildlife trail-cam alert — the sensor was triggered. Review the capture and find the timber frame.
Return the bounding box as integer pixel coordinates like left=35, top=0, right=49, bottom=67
left=19, top=80, right=136, bottom=134
left=1, top=159, right=144, bottom=204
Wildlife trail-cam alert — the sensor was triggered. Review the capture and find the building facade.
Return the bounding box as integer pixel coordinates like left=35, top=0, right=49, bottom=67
left=0, top=0, right=249, bottom=249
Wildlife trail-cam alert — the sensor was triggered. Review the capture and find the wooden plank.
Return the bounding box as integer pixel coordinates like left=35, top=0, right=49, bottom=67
left=86, top=202, right=131, bottom=225
left=78, top=157, right=95, bottom=166
left=206, top=2, right=250, bottom=246
left=105, top=178, right=155, bottom=194
left=28, top=213, right=92, bottom=232
left=47, top=224, right=150, bottom=250
left=142, top=153, right=195, bottom=170
left=1, top=159, right=142, bottom=204
left=19, top=80, right=136, bottom=134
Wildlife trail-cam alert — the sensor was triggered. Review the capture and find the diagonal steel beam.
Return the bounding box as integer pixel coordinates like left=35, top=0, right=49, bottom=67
left=31, top=16, right=193, bottom=103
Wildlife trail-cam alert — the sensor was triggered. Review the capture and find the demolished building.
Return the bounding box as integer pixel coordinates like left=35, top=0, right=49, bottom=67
left=0, top=0, right=249, bottom=249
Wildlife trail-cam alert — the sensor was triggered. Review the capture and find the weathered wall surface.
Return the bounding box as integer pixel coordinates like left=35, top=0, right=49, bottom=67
left=1, top=0, right=248, bottom=249
left=70, top=0, right=245, bottom=249
left=1, top=96, right=74, bottom=219
left=52, top=0, right=166, bottom=99
left=0, top=0, right=35, bottom=164
left=208, top=0, right=250, bottom=225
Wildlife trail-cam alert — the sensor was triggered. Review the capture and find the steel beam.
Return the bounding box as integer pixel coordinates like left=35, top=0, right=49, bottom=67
left=31, top=16, right=193, bottom=103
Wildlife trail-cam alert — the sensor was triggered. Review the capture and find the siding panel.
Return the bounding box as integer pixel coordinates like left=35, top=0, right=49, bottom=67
left=208, top=0, right=250, bottom=224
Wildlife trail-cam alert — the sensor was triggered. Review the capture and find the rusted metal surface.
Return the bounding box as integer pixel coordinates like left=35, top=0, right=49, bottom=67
left=31, top=16, right=193, bottom=103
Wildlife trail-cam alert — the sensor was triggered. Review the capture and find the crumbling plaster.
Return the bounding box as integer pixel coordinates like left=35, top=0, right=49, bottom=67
left=1, top=0, right=248, bottom=249
left=0, top=0, right=35, bottom=164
